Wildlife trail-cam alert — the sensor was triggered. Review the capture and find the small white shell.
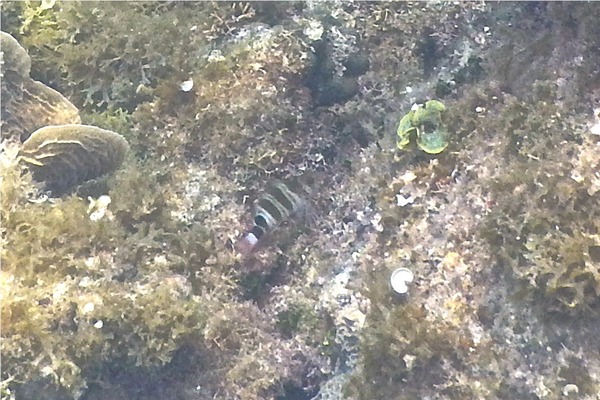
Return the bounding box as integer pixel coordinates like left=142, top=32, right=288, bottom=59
left=180, top=78, right=194, bottom=92
left=390, top=267, right=414, bottom=294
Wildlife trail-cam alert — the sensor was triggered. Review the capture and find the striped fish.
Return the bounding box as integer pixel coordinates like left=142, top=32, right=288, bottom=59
left=235, top=181, right=310, bottom=256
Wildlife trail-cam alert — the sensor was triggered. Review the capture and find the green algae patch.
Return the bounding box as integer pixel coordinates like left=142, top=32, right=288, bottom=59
left=396, top=100, right=449, bottom=154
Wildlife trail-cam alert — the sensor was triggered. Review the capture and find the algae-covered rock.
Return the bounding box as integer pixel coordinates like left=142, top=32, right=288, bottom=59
left=7, top=80, right=82, bottom=141
left=18, top=124, right=129, bottom=193
left=0, top=31, right=81, bottom=143
left=305, top=36, right=370, bottom=107
left=1, top=31, right=31, bottom=78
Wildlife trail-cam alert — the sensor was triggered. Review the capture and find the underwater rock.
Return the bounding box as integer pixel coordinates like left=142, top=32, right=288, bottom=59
left=343, top=53, right=370, bottom=78
left=18, top=124, right=129, bottom=194
left=5, top=80, right=82, bottom=142
left=305, top=38, right=369, bottom=106
left=312, top=76, right=360, bottom=108
left=0, top=31, right=81, bottom=143
left=1, top=31, right=32, bottom=78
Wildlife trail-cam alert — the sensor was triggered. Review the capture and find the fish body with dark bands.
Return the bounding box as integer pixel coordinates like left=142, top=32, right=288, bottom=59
left=235, top=181, right=309, bottom=256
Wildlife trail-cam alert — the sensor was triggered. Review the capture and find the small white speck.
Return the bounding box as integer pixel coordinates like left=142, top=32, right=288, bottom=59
left=405, top=86, right=413, bottom=93
left=40, top=0, right=55, bottom=10
left=154, top=254, right=168, bottom=266
left=399, top=171, right=417, bottom=183
left=82, top=302, right=95, bottom=314
left=371, top=213, right=383, bottom=232
left=304, top=19, right=324, bottom=41
left=591, top=121, right=600, bottom=136
left=207, top=50, right=225, bottom=63
left=403, top=354, right=416, bottom=370
left=28, top=193, right=49, bottom=204
left=205, top=255, right=218, bottom=265
left=571, top=171, right=584, bottom=183
left=94, top=320, right=104, bottom=329
left=475, top=106, right=485, bottom=113
left=53, top=282, right=68, bottom=301
left=79, top=276, right=92, bottom=287
left=88, top=195, right=111, bottom=221
left=355, top=211, right=366, bottom=223
left=396, top=194, right=415, bottom=207
left=180, top=79, right=194, bottom=92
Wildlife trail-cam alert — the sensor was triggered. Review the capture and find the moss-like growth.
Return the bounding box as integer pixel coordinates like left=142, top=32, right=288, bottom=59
left=4, top=1, right=600, bottom=399
left=480, top=88, right=600, bottom=315
left=1, top=150, right=212, bottom=397
left=346, top=275, right=499, bottom=399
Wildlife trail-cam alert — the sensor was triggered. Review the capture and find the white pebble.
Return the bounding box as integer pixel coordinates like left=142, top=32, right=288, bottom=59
left=180, top=78, right=194, bottom=92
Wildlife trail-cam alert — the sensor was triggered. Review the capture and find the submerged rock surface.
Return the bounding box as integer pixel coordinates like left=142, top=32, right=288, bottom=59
left=1, top=2, right=599, bottom=400
left=1, top=31, right=81, bottom=143
left=18, top=124, right=129, bottom=193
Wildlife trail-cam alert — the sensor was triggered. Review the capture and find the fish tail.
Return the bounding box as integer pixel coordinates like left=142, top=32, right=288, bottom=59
left=234, top=232, right=259, bottom=256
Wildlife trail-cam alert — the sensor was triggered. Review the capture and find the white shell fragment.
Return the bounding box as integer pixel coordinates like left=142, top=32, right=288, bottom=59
left=88, top=195, right=112, bottom=221
left=562, top=384, right=579, bottom=396
left=390, top=267, right=414, bottom=294
left=396, top=193, right=415, bottom=207
left=180, top=78, right=194, bottom=92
